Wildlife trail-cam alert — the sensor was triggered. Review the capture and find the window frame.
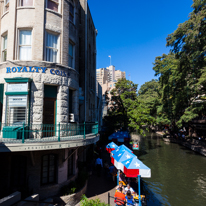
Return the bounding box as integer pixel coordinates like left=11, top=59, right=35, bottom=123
left=18, top=0, right=34, bottom=7
left=18, top=29, right=32, bottom=61
left=41, top=154, right=57, bottom=185
left=4, top=0, right=9, bottom=12
left=45, top=31, right=60, bottom=63
left=46, top=0, right=61, bottom=14
left=69, top=1, right=75, bottom=24
left=69, top=41, right=75, bottom=69
left=2, top=33, right=7, bottom=62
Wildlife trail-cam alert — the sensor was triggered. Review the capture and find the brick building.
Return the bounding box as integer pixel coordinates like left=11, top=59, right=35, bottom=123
left=0, top=0, right=98, bottom=200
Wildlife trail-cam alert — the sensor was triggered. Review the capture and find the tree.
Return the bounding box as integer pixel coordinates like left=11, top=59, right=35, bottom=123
left=137, top=79, right=160, bottom=117
left=165, top=0, right=206, bottom=127
left=105, top=78, right=154, bottom=134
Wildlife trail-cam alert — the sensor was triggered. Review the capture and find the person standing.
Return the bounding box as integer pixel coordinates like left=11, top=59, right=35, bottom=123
left=95, top=156, right=103, bottom=177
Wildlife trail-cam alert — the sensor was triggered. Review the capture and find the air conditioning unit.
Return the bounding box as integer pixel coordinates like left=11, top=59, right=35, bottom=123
left=69, top=113, right=75, bottom=122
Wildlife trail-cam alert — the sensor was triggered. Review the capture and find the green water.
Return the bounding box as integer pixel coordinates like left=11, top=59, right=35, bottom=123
left=132, top=133, right=206, bottom=206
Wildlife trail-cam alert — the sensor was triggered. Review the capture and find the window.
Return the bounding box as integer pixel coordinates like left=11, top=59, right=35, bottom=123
left=46, top=0, right=59, bottom=12
left=19, top=0, right=33, bottom=6
left=19, top=30, right=32, bottom=60
left=41, top=154, right=57, bottom=185
left=69, top=3, right=74, bottom=23
left=68, top=149, right=74, bottom=177
left=5, top=0, right=9, bottom=11
left=46, top=32, right=58, bottom=63
left=6, top=95, right=28, bottom=125
left=69, top=42, right=74, bottom=68
left=2, top=34, right=7, bottom=62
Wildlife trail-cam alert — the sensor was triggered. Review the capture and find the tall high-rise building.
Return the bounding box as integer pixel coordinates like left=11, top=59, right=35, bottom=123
left=96, top=68, right=109, bottom=86
left=115, top=70, right=126, bottom=81
left=107, top=65, right=115, bottom=82
left=96, top=66, right=126, bottom=117
left=96, top=65, right=125, bottom=87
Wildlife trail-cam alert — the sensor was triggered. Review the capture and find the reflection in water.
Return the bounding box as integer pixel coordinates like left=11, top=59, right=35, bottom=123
left=131, top=133, right=206, bottom=206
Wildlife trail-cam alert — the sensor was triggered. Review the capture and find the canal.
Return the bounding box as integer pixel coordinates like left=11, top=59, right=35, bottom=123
left=131, top=132, right=206, bottom=206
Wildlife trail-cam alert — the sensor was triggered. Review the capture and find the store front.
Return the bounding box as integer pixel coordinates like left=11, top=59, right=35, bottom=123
left=0, top=62, right=80, bottom=140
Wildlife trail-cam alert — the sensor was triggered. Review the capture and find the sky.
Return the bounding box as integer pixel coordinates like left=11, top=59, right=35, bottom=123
left=88, top=0, right=194, bottom=89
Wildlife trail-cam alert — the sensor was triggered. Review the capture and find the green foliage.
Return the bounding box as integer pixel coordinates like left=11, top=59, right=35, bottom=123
left=150, top=0, right=206, bottom=128
left=105, top=78, right=154, bottom=134
left=138, top=79, right=160, bottom=117
left=80, top=195, right=109, bottom=206
left=60, top=181, right=77, bottom=196
left=60, top=169, right=88, bottom=196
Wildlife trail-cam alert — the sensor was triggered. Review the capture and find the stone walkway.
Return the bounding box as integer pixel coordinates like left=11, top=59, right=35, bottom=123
left=156, top=131, right=206, bottom=157
left=76, top=149, right=117, bottom=206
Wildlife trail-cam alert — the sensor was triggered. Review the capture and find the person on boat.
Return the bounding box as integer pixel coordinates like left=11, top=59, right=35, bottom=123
left=125, top=183, right=135, bottom=194
left=119, top=172, right=126, bottom=183
left=125, top=190, right=134, bottom=206
left=116, top=182, right=125, bottom=194
left=114, top=187, right=126, bottom=206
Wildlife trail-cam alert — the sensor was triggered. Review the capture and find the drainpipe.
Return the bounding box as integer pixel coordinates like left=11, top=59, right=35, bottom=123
left=84, top=0, right=87, bottom=122
left=13, top=0, right=17, bottom=60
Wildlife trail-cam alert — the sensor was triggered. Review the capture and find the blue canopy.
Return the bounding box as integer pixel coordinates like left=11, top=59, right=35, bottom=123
left=111, top=144, right=133, bottom=156
left=106, top=142, right=118, bottom=153
left=108, top=131, right=130, bottom=142
left=121, top=157, right=151, bottom=178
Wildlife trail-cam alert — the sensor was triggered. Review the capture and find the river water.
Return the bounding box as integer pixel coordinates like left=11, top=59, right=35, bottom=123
left=131, top=132, right=206, bottom=206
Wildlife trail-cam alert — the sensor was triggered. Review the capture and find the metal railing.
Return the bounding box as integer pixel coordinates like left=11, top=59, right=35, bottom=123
left=0, top=122, right=98, bottom=144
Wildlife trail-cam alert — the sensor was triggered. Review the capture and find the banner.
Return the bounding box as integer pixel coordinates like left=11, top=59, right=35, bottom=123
left=7, top=83, right=28, bottom=92
left=8, top=96, right=27, bottom=107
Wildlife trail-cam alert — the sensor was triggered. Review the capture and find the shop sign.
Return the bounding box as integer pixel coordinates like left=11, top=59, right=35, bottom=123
left=6, top=67, right=70, bottom=77
left=7, top=83, right=28, bottom=92
left=8, top=95, right=27, bottom=107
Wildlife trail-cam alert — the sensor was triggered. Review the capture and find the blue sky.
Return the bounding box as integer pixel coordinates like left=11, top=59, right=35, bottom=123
left=88, top=0, right=193, bottom=89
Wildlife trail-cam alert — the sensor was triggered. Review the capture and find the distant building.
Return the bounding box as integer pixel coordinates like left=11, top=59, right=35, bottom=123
left=107, top=65, right=115, bottom=82
left=96, top=68, right=109, bottom=87
left=96, top=66, right=125, bottom=87
left=115, top=70, right=126, bottom=81
left=96, top=66, right=126, bottom=117
left=101, top=81, right=116, bottom=117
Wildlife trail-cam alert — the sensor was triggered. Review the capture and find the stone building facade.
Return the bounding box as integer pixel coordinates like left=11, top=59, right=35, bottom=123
left=79, top=0, right=97, bottom=122
left=0, top=0, right=98, bottom=200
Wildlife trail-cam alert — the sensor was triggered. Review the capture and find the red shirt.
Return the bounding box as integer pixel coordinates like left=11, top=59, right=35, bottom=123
left=114, top=191, right=126, bottom=205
